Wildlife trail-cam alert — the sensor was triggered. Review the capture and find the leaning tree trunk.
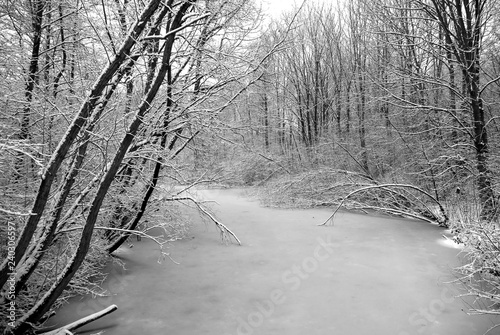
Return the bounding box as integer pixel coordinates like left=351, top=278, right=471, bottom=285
left=0, top=0, right=163, bottom=290
left=107, top=1, right=212, bottom=253
left=106, top=64, right=174, bottom=254
left=11, top=58, right=138, bottom=297
left=12, top=2, right=196, bottom=333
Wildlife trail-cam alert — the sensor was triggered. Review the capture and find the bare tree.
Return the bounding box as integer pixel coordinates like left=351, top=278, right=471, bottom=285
left=422, top=0, right=497, bottom=219
left=0, top=0, right=268, bottom=333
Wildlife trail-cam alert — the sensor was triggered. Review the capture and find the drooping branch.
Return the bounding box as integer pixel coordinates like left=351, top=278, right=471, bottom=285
left=169, top=195, right=241, bottom=245
left=320, top=183, right=448, bottom=227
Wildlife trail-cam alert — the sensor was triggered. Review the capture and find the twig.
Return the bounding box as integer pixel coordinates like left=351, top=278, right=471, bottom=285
left=0, top=208, right=33, bottom=216
left=170, top=195, right=241, bottom=245
left=58, top=226, right=170, bottom=244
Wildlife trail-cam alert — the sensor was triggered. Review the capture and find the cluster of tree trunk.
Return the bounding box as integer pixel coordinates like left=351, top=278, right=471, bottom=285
left=231, top=0, right=499, bottom=220
left=0, top=0, right=262, bottom=333
left=2, top=0, right=500, bottom=332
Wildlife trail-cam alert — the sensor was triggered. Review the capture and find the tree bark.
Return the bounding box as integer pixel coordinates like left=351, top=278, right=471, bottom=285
left=11, top=3, right=195, bottom=332
left=18, top=0, right=45, bottom=144
left=40, top=305, right=117, bottom=335
left=428, top=0, right=497, bottom=220
left=11, top=58, right=138, bottom=297
left=107, top=4, right=214, bottom=252
left=0, top=0, right=163, bottom=289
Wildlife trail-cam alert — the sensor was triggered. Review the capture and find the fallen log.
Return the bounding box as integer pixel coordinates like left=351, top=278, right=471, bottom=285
left=39, top=304, right=117, bottom=335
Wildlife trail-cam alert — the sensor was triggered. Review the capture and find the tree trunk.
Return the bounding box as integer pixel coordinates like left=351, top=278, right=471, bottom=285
left=469, top=64, right=496, bottom=219
left=106, top=61, right=174, bottom=254
left=0, top=0, right=162, bottom=289
left=428, top=0, right=497, bottom=220
left=263, top=91, right=270, bottom=149
left=14, top=0, right=45, bottom=186
left=11, top=57, right=138, bottom=297
left=357, top=75, right=369, bottom=174
left=18, top=0, right=45, bottom=144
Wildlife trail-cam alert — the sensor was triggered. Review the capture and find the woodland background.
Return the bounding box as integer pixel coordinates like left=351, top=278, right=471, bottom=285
left=0, top=0, right=499, bottom=333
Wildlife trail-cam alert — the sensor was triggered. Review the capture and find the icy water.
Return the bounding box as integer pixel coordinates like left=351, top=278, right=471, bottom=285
left=48, top=188, right=498, bottom=335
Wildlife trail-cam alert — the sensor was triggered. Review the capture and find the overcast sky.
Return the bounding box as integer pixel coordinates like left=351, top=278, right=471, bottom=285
left=261, top=0, right=302, bottom=18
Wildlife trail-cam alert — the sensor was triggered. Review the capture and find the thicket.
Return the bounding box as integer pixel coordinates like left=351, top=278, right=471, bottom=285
left=0, top=0, right=260, bottom=333
left=197, top=0, right=500, bottom=320
left=2, top=0, right=500, bottom=333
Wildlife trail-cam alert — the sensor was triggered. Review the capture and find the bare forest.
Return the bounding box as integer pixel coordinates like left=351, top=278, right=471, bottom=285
left=1, top=0, right=500, bottom=334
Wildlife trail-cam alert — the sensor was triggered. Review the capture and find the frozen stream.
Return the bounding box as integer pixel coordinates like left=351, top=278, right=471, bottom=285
left=49, top=188, right=498, bottom=334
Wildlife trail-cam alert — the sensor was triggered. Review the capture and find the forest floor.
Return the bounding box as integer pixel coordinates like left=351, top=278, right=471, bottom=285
left=46, top=188, right=499, bottom=335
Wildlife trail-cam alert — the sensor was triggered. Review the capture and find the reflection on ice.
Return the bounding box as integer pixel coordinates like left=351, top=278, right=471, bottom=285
left=437, top=235, right=463, bottom=249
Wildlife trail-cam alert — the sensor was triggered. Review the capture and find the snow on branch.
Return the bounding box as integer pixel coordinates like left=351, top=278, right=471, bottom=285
left=39, top=304, right=117, bottom=335
left=320, top=183, right=448, bottom=227
left=167, top=195, right=241, bottom=245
